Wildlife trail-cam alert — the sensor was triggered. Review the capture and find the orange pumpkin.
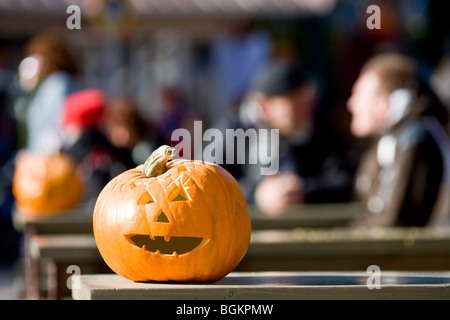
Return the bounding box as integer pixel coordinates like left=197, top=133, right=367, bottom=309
left=93, top=145, right=251, bottom=282
left=12, top=152, right=84, bottom=218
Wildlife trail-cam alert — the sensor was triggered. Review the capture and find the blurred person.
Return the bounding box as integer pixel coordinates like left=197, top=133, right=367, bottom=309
left=229, top=61, right=355, bottom=216
left=17, top=30, right=80, bottom=153
left=61, top=89, right=134, bottom=207
left=104, top=97, right=163, bottom=166
left=431, top=55, right=450, bottom=113
left=157, top=86, right=201, bottom=155
left=209, top=21, right=272, bottom=130
left=347, top=52, right=450, bottom=227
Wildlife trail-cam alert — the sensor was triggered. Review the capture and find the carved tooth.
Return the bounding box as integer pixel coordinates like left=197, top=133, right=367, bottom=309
left=149, top=234, right=155, bottom=241
left=164, top=235, right=170, bottom=242
left=142, top=244, right=146, bottom=251
left=155, top=249, right=160, bottom=255
left=173, top=251, right=178, bottom=258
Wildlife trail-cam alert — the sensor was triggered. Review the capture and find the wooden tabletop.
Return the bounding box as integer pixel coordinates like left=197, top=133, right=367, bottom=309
left=72, top=271, right=450, bottom=300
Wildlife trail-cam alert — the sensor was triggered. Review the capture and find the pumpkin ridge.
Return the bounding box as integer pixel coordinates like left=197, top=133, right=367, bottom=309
left=181, top=169, right=216, bottom=222
left=209, top=163, right=250, bottom=275
left=207, top=165, right=236, bottom=276
left=184, top=164, right=229, bottom=275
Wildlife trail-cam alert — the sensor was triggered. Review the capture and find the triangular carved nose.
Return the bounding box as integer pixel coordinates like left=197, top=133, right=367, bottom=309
left=155, top=211, right=170, bottom=223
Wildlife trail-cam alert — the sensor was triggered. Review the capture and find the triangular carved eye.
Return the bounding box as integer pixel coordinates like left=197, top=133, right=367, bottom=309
left=155, top=211, right=170, bottom=223
left=171, top=193, right=187, bottom=202
left=138, top=191, right=155, bottom=205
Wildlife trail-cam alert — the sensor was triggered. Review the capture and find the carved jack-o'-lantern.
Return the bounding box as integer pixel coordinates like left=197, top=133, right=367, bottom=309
left=12, top=152, right=84, bottom=218
left=93, top=146, right=251, bottom=282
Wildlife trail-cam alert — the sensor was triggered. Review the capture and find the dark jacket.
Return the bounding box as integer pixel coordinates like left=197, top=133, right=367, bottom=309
left=222, top=116, right=356, bottom=205
left=350, top=84, right=450, bottom=227
left=63, top=129, right=135, bottom=203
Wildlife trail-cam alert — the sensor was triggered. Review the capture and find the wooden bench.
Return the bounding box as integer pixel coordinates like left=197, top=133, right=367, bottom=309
left=29, top=234, right=101, bottom=263
left=27, top=234, right=107, bottom=299
left=14, top=201, right=450, bottom=299
left=13, top=201, right=361, bottom=234
left=25, top=228, right=450, bottom=299
left=26, top=234, right=109, bottom=300
left=238, top=227, right=450, bottom=271
left=72, top=271, right=450, bottom=300
left=12, top=207, right=94, bottom=235
left=28, top=226, right=450, bottom=299
left=12, top=201, right=361, bottom=299
left=12, top=206, right=98, bottom=299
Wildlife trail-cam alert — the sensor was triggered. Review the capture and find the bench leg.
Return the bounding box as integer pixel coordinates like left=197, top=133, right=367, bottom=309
left=45, top=260, right=59, bottom=300
left=24, top=227, right=40, bottom=300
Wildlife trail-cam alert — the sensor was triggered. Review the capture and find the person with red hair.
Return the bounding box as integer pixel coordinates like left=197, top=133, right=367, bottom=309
left=62, top=89, right=134, bottom=206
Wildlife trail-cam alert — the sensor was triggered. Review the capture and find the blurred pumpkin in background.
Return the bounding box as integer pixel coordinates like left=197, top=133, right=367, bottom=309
left=12, top=151, right=84, bottom=218
left=93, top=145, right=251, bottom=282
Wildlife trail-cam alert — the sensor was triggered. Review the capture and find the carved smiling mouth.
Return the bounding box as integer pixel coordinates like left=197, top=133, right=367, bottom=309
left=127, top=235, right=206, bottom=255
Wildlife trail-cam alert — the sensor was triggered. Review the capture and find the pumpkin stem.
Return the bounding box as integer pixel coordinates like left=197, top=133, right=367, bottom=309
left=142, top=145, right=175, bottom=177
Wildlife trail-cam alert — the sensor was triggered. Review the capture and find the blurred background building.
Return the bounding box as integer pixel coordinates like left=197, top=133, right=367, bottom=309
left=1, top=0, right=448, bottom=135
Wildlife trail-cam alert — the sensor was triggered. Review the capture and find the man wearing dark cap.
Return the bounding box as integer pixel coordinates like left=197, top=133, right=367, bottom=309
left=231, top=61, right=355, bottom=216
